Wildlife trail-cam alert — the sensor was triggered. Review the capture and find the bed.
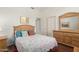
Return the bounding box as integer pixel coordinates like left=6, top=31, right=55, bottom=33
left=14, top=25, right=58, bottom=52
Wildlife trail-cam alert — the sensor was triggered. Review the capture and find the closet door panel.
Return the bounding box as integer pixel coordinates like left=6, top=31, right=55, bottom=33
left=47, top=16, right=56, bottom=36
left=36, top=18, right=41, bottom=34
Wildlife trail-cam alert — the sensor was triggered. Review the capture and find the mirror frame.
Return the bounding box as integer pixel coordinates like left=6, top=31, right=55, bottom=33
left=59, top=12, right=79, bottom=30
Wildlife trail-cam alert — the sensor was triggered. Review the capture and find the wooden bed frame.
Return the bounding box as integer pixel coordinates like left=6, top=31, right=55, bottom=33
left=14, top=25, right=58, bottom=52
left=14, top=25, right=34, bottom=35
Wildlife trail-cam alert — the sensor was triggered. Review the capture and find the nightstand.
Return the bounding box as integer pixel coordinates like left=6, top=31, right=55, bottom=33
left=0, top=36, right=8, bottom=52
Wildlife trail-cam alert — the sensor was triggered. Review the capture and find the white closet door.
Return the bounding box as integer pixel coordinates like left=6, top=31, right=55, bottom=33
left=47, top=16, right=56, bottom=36
left=36, top=18, right=41, bottom=34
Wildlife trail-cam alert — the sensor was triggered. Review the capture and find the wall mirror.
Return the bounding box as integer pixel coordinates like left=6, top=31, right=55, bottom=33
left=59, top=12, right=79, bottom=31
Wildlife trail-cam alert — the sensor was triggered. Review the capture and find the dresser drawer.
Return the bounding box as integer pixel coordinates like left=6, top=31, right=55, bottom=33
left=53, top=31, right=63, bottom=37
left=0, top=39, right=7, bottom=49
left=53, top=31, right=63, bottom=43
left=71, top=34, right=79, bottom=38
left=72, top=38, right=79, bottom=41
left=72, top=40, right=79, bottom=47
left=74, top=47, right=79, bottom=52
left=64, top=36, right=72, bottom=44
left=63, top=33, right=72, bottom=36
left=56, top=37, right=63, bottom=43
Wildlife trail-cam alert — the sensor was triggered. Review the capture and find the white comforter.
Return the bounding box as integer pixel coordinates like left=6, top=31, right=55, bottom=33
left=15, top=34, right=57, bottom=52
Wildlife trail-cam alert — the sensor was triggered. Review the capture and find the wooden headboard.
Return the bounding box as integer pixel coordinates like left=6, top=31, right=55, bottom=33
left=14, top=25, right=34, bottom=35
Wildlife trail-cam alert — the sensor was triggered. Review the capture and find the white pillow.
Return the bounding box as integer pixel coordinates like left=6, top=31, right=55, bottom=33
left=21, top=30, right=28, bottom=37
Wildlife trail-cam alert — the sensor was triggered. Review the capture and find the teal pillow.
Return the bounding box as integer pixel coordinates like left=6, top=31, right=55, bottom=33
left=15, top=31, right=22, bottom=38
left=21, top=30, right=28, bottom=37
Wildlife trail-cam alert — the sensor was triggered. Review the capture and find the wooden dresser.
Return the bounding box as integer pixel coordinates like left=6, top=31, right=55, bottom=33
left=53, top=30, right=79, bottom=52
left=0, top=36, right=7, bottom=52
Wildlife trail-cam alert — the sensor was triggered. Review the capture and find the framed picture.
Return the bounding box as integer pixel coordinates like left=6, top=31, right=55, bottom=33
left=62, top=22, right=70, bottom=28
left=20, top=16, right=29, bottom=24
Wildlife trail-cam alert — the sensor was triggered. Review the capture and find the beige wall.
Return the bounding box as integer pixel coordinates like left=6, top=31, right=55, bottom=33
left=0, top=7, right=40, bottom=45
left=39, top=7, right=79, bottom=35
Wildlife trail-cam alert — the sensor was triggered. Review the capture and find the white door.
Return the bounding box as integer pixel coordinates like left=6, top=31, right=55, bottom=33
left=47, top=16, right=56, bottom=36
left=36, top=18, right=41, bottom=34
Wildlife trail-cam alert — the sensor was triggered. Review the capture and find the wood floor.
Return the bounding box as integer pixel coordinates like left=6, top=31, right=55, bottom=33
left=8, top=45, right=18, bottom=52
left=58, top=43, right=73, bottom=52
left=8, top=43, right=73, bottom=52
